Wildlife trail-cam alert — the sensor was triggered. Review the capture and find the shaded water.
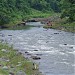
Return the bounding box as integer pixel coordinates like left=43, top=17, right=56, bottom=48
left=0, top=22, right=75, bottom=75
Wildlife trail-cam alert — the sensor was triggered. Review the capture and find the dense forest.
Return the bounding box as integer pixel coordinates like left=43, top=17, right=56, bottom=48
left=0, top=0, right=75, bottom=27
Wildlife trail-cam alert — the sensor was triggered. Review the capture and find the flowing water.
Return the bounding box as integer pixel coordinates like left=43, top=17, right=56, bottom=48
left=0, top=22, right=75, bottom=75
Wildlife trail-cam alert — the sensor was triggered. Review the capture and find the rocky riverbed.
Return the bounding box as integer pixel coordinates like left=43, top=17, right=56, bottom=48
left=0, top=22, right=75, bottom=75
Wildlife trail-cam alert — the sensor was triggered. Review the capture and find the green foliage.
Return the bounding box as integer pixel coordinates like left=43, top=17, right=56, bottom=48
left=28, top=0, right=61, bottom=12
left=60, top=0, right=75, bottom=22
left=0, top=43, right=42, bottom=75
left=0, top=0, right=61, bottom=27
left=0, top=12, right=10, bottom=26
left=0, top=0, right=74, bottom=26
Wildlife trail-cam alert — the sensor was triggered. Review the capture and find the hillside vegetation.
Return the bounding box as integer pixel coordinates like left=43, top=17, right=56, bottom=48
left=0, top=0, right=75, bottom=29
left=0, top=0, right=61, bottom=27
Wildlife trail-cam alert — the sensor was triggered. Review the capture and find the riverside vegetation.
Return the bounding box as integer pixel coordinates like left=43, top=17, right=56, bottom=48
left=0, top=0, right=75, bottom=74
left=43, top=0, right=75, bottom=33
left=0, top=0, right=75, bottom=32
left=0, top=43, right=42, bottom=75
left=43, top=16, right=75, bottom=33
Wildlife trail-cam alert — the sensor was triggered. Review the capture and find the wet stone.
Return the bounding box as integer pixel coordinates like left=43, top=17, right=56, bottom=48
left=9, top=72, right=14, bottom=75
left=46, top=41, right=49, bottom=43
left=59, top=50, right=66, bottom=53
left=0, top=34, right=5, bottom=37
left=8, top=35, right=12, bottom=36
left=0, top=64, right=2, bottom=67
left=64, top=44, right=67, bottom=45
left=16, top=70, right=26, bottom=75
left=69, top=47, right=73, bottom=49
left=2, top=66, right=9, bottom=70
left=31, top=56, right=41, bottom=60
left=36, top=54, right=42, bottom=56
left=25, top=51, right=29, bottom=53
left=54, top=33, right=59, bottom=34
left=1, top=57, right=10, bottom=62
left=16, top=63, right=22, bottom=67
left=1, top=49, right=9, bottom=53
left=27, top=53, right=32, bottom=55
left=0, top=58, right=2, bottom=61
left=34, top=50, right=38, bottom=51
left=1, top=49, right=7, bottom=52
left=0, top=39, right=4, bottom=42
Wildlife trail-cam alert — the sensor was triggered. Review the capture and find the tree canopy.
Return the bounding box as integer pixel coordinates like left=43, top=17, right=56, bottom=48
left=0, top=0, right=75, bottom=26
left=60, top=0, right=75, bottom=22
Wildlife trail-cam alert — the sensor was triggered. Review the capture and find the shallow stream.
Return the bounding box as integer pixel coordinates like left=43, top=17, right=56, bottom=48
left=0, top=22, right=75, bottom=75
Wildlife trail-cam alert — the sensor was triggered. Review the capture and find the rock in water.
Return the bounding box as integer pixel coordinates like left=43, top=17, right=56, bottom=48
left=34, top=50, right=38, bottom=51
left=31, top=55, right=41, bottom=60
left=54, top=33, right=59, bottom=34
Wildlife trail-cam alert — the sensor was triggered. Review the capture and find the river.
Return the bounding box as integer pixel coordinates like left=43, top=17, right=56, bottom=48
left=0, top=22, right=75, bottom=75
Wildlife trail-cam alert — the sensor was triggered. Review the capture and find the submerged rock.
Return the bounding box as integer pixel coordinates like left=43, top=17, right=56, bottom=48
left=25, top=51, right=29, bottom=53
left=8, top=35, right=12, bottom=36
left=36, top=54, right=42, bottom=56
left=31, top=55, right=41, bottom=60
left=34, top=50, right=38, bottom=51
left=69, top=47, right=73, bottom=49
left=6, top=59, right=10, bottom=62
left=0, top=34, right=5, bottom=37
left=64, top=44, right=67, bottom=45
left=54, top=33, right=59, bottom=34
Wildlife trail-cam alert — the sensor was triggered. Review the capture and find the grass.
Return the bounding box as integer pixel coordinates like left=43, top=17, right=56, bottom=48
left=27, top=9, right=54, bottom=18
left=0, top=43, right=42, bottom=75
left=43, top=17, right=75, bottom=33
left=0, top=10, right=54, bottom=30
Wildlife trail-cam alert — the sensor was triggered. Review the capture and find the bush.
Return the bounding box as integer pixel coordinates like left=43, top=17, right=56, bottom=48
left=0, top=13, right=10, bottom=26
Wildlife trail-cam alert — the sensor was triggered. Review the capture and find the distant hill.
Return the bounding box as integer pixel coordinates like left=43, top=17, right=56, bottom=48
left=0, top=0, right=75, bottom=27
left=0, top=0, right=61, bottom=26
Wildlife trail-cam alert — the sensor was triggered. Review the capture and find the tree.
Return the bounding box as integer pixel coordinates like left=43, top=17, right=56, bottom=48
left=0, top=12, right=10, bottom=27
left=60, top=0, right=75, bottom=22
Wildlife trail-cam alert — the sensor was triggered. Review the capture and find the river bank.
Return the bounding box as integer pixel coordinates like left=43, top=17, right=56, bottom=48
left=0, top=43, right=43, bottom=75
left=0, top=17, right=75, bottom=33
left=43, top=18, right=75, bottom=33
